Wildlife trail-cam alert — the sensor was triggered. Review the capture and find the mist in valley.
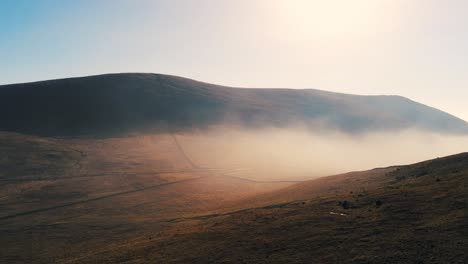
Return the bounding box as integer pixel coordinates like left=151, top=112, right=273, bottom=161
left=174, top=126, right=468, bottom=181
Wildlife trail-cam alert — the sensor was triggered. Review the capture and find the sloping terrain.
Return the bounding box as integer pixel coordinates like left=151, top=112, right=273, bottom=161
left=1, top=73, right=467, bottom=136
left=75, top=153, right=468, bottom=264
left=0, top=132, right=293, bottom=263
left=1, top=73, right=468, bottom=264
left=0, top=134, right=466, bottom=263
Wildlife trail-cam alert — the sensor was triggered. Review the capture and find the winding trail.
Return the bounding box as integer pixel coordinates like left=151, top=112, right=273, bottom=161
left=169, top=133, right=300, bottom=184
left=167, top=200, right=307, bottom=223
left=170, top=133, right=200, bottom=169
left=1, top=133, right=300, bottom=221
left=0, top=176, right=206, bottom=221
left=0, top=170, right=196, bottom=183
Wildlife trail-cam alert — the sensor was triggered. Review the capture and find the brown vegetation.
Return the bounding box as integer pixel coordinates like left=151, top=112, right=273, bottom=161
left=1, top=129, right=467, bottom=263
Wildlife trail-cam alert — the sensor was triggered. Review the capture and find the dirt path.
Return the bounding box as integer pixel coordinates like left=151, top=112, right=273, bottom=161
left=0, top=176, right=206, bottom=221
left=167, top=200, right=306, bottom=223
left=0, top=170, right=197, bottom=183
left=170, top=133, right=200, bottom=169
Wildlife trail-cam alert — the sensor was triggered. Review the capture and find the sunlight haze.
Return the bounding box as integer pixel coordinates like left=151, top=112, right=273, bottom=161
left=1, top=0, right=467, bottom=120
left=2, top=2, right=468, bottom=263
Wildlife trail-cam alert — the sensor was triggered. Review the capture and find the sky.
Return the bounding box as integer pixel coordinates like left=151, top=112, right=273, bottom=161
left=1, top=0, right=468, bottom=120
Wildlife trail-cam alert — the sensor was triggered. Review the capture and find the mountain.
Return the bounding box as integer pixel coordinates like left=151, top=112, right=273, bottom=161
left=1, top=73, right=467, bottom=263
left=0, top=73, right=467, bottom=136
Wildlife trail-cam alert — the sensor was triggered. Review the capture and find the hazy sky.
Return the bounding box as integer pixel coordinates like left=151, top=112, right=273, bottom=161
left=1, top=0, right=468, bottom=120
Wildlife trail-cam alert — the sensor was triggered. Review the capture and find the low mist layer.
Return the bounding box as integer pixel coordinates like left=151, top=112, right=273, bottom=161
left=175, top=126, right=468, bottom=181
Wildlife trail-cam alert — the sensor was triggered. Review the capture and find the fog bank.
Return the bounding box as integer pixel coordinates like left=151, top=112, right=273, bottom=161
left=175, top=126, right=468, bottom=181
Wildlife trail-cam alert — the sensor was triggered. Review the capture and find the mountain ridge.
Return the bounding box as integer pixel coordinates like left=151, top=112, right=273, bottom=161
left=1, top=72, right=467, bottom=136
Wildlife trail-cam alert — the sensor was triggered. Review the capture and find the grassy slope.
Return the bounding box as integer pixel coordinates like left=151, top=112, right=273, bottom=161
left=0, top=132, right=292, bottom=264
left=79, top=154, right=468, bottom=264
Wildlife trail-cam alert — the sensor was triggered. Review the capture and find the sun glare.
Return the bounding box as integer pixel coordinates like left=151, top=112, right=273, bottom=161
left=272, top=0, right=388, bottom=38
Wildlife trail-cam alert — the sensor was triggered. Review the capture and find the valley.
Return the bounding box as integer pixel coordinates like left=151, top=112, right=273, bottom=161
left=0, top=74, right=467, bottom=263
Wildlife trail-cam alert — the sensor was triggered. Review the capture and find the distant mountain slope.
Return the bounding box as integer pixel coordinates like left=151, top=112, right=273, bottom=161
left=0, top=73, right=467, bottom=136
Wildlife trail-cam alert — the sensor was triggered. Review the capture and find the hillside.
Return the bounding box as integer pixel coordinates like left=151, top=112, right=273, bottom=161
left=0, top=73, right=467, bottom=136
left=77, top=153, right=468, bottom=264
left=1, top=73, right=467, bottom=263
left=0, top=131, right=295, bottom=263
left=1, top=133, right=467, bottom=263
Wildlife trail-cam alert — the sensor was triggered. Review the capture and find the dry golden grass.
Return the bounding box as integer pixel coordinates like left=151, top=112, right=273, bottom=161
left=63, top=154, right=468, bottom=264
left=0, top=132, right=292, bottom=263
left=1, top=131, right=466, bottom=263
